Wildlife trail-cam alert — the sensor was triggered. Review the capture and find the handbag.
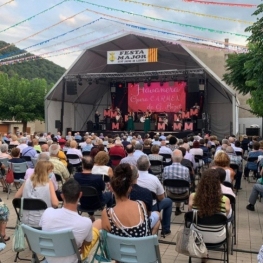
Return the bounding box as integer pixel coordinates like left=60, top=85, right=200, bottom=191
left=5, top=163, right=14, bottom=184
left=12, top=198, right=25, bottom=252
left=90, top=230, right=111, bottom=263
left=175, top=210, right=208, bottom=258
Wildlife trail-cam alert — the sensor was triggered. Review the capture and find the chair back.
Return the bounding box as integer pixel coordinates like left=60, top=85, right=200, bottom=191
left=54, top=174, right=63, bottom=184
left=8, top=144, right=17, bottom=151
left=8, top=162, right=28, bottom=173
left=143, top=148, right=151, bottom=155
left=163, top=179, right=190, bottom=188
left=82, top=151, right=90, bottom=157
left=247, top=156, right=258, bottom=162
left=110, top=155, right=123, bottom=161
left=12, top=198, right=48, bottom=221
left=38, top=141, right=46, bottom=146
left=21, top=224, right=82, bottom=262
left=66, top=154, right=81, bottom=160
left=21, top=156, right=31, bottom=162
left=235, top=151, right=243, bottom=156
left=103, top=231, right=162, bottom=263
left=223, top=181, right=233, bottom=190
left=0, top=158, right=9, bottom=167
left=229, top=163, right=239, bottom=172
left=194, top=155, right=203, bottom=161
left=78, top=186, right=104, bottom=213
left=150, top=160, right=163, bottom=166
left=159, top=154, right=172, bottom=166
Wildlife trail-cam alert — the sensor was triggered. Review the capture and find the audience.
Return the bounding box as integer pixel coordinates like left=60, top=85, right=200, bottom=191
left=0, top=144, right=11, bottom=159
left=119, top=144, right=137, bottom=166
left=66, top=140, right=83, bottom=166
left=108, top=139, right=126, bottom=166
left=9, top=148, right=27, bottom=180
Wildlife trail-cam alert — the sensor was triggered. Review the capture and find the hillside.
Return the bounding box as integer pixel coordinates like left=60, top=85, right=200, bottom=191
left=0, top=41, right=66, bottom=85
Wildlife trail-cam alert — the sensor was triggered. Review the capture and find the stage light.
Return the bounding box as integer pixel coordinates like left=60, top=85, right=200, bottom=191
left=88, top=78, right=92, bottom=85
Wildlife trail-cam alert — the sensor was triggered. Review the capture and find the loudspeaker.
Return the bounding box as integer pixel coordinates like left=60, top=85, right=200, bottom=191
left=87, top=121, right=93, bottom=131
left=188, top=78, right=199, bottom=93
left=197, top=119, right=203, bottom=129
left=246, top=128, right=260, bottom=136
left=66, top=81, right=77, bottom=95
left=55, top=120, right=61, bottom=129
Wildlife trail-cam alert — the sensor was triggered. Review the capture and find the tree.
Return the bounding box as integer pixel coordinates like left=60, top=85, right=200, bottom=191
left=223, top=4, right=263, bottom=116
left=0, top=73, right=51, bottom=132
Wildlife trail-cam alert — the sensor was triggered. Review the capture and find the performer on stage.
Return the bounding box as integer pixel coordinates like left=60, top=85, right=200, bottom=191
left=95, top=111, right=100, bottom=130
left=144, top=110, right=152, bottom=133
left=127, top=111, right=134, bottom=131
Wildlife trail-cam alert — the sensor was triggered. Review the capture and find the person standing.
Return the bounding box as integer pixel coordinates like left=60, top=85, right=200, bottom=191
left=144, top=110, right=151, bottom=133
left=127, top=111, right=134, bottom=131
left=95, top=111, right=100, bottom=130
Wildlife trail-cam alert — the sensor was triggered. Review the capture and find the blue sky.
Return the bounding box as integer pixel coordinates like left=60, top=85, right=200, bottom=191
left=0, top=0, right=260, bottom=68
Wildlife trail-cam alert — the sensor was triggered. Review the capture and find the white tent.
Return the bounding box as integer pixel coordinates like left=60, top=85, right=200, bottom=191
left=45, top=33, right=238, bottom=138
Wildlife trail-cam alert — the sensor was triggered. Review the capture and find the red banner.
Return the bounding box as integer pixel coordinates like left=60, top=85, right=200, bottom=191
left=128, top=81, right=186, bottom=112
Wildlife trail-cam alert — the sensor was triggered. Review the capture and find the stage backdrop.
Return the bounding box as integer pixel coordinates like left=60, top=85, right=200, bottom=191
left=128, top=81, right=186, bottom=112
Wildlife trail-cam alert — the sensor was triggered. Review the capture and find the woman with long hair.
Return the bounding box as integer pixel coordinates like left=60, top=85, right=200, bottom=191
left=15, top=161, right=59, bottom=227
left=101, top=163, right=150, bottom=237
left=189, top=169, right=230, bottom=217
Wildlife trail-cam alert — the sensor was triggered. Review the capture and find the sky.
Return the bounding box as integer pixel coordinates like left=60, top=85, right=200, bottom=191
left=0, top=0, right=261, bottom=69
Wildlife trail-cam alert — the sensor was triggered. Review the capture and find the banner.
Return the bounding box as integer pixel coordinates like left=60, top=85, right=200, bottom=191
left=107, top=48, right=157, bottom=64
left=182, top=0, right=257, bottom=8
left=128, top=82, right=186, bottom=112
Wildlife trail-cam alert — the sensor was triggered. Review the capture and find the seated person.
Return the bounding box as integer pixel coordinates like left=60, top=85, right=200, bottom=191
left=129, top=165, right=160, bottom=235
left=40, top=179, right=102, bottom=261
left=188, top=169, right=231, bottom=244
left=148, top=145, right=163, bottom=176
left=101, top=164, right=151, bottom=237
left=244, top=141, right=263, bottom=179
left=66, top=140, right=83, bottom=166
left=9, top=148, right=27, bottom=180
left=74, top=156, right=113, bottom=221
left=0, top=198, right=10, bottom=242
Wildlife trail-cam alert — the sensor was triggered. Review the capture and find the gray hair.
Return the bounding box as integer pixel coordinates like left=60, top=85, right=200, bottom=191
left=49, top=144, right=60, bottom=156
left=1, top=144, right=8, bottom=153
left=134, top=143, right=143, bottom=150
left=222, top=139, right=229, bottom=145
left=137, top=155, right=150, bottom=171
left=20, top=137, right=27, bottom=143
left=37, top=152, right=50, bottom=161
left=47, top=140, right=53, bottom=146
left=226, top=146, right=234, bottom=154
left=130, top=165, right=139, bottom=182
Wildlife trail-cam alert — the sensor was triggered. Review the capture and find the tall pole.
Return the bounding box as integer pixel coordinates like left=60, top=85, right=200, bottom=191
left=60, top=78, right=66, bottom=135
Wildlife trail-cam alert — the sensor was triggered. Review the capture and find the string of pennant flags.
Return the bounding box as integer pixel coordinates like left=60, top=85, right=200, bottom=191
left=0, top=29, right=248, bottom=67
left=0, top=14, right=248, bottom=62
left=0, top=0, right=14, bottom=8
left=72, top=0, right=249, bottom=38
left=182, top=0, right=258, bottom=8
left=119, top=0, right=253, bottom=24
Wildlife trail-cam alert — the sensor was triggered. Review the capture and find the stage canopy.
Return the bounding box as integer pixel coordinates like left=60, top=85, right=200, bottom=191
left=45, top=33, right=238, bottom=138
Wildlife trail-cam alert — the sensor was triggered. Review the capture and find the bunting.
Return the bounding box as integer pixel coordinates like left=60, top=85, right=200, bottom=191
left=182, top=0, right=258, bottom=8
left=0, top=0, right=69, bottom=33
left=0, top=0, right=14, bottom=8
left=0, top=30, right=245, bottom=67
left=0, top=18, right=102, bottom=60
left=74, top=0, right=248, bottom=37
left=119, top=0, right=253, bottom=24
left=0, top=8, right=88, bottom=52
left=84, top=8, right=248, bottom=48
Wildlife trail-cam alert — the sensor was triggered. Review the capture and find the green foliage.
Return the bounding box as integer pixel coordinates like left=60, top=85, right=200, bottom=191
left=0, top=73, right=50, bottom=128
left=223, top=4, right=263, bottom=117
left=0, top=41, right=66, bottom=85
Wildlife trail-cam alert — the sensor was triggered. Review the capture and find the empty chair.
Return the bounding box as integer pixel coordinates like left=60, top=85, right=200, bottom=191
left=97, top=230, right=162, bottom=263
left=21, top=224, right=83, bottom=263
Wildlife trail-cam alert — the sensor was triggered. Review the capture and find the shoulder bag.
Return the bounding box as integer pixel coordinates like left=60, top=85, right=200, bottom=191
left=175, top=210, right=208, bottom=258
left=5, top=163, right=14, bottom=184
left=12, top=198, right=25, bottom=252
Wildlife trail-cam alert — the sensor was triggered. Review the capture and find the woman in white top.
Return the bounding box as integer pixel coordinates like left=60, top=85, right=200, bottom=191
left=189, top=141, right=203, bottom=156
left=66, top=140, right=83, bottom=165
left=92, top=151, right=113, bottom=178
left=15, top=161, right=58, bottom=227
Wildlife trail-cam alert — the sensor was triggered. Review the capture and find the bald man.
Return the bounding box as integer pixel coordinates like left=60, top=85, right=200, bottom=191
left=163, top=149, right=191, bottom=216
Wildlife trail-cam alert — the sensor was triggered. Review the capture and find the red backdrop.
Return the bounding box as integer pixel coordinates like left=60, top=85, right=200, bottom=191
left=128, top=81, right=186, bottom=112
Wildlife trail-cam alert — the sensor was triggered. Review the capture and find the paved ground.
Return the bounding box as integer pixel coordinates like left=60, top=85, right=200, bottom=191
left=0, top=177, right=262, bottom=263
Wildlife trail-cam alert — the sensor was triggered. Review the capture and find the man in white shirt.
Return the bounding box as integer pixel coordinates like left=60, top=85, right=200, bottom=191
left=17, top=137, right=28, bottom=152
left=159, top=133, right=166, bottom=141
left=159, top=139, right=173, bottom=155
left=137, top=156, right=172, bottom=236
left=133, top=143, right=147, bottom=160
left=40, top=179, right=101, bottom=263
